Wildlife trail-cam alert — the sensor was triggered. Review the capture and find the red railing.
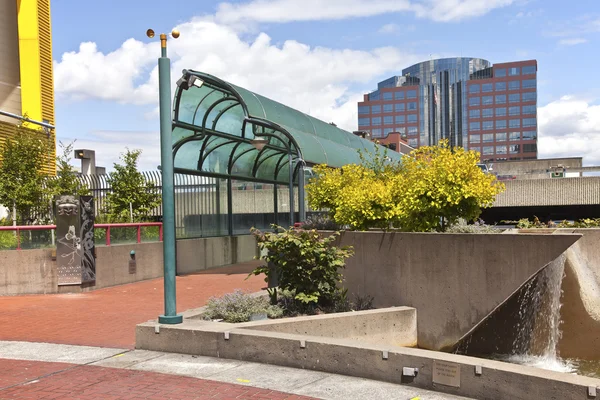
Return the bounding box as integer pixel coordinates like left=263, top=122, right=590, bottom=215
left=95, top=223, right=163, bottom=246
left=0, top=223, right=163, bottom=250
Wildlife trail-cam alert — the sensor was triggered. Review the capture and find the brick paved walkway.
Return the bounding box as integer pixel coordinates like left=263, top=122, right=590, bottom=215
left=0, top=359, right=314, bottom=400
left=0, top=263, right=264, bottom=349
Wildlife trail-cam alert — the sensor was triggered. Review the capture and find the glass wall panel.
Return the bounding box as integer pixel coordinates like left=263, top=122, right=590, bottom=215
left=523, top=65, right=536, bottom=74
left=176, top=176, right=229, bottom=238
left=395, top=103, right=405, bottom=112
left=383, top=104, right=393, bottom=112
left=496, top=132, right=507, bottom=141
left=395, top=91, right=405, bottom=100
left=371, top=105, right=381, bottom=113
left=395, top=115, right=406, bottom=124
left=383, top=92, right=393, bottom=100
left=358, top=105, right=369, bottom=114
left=482, top=108, right=493, bottom=118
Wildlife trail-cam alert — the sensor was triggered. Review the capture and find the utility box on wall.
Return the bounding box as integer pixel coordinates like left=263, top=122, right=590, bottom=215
left=55, top=195, right=96, bottom=285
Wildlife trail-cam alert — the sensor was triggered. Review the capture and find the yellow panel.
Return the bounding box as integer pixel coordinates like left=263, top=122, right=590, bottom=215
left=16, top=0, right=56, bottom=174
left=0, top=120, right=55, bottom=175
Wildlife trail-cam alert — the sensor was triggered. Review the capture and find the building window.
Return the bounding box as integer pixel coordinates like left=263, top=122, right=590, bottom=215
left=509, top=119, right=521, bottom=128
left=508, top=67, right=520, bottom=76
left=407, top=102, right=417, bottom=110
left=522, top=79, right=536, bottom=89
left=482, top=83, right=493, bottom=93
left=372, top=117, right=381, bottom=126
left=495, top=68, right=506, bottom=77
left=509, top=144, right=520, bottom=154
left=408, top=126, right=418, bottom=135
left=483, top=133, right=494, bottom=142
left=407, top=114, right=417, bottom=123
left=522, top=92, right=536, bottom=103
left=496, top=120, right=507, bottom=129
left=522, top=65, right=536, bottom=75
left=483, top=121, right=494, bottom=131
left=358, top=105, right=369, bottom=115
left=383, top=92, right=393, bottom=100
left=408, top=138, right=418, bottom=147
left=483, top=146, right=494, bottom=155
left=523, top=117, right=537, bottom=127
left=522, top=105, right=536, bottom=115
left=469, top=109, right=480, bottom=119
left=369, top=92, right=379, bottom=101
left=358, top=117, right=370, bottom=126
left=470, top=134, right=481, bottom=144
left=495, top=94, right=506, bottom=104
left=509, top=93, right=520, bottom=103
left=371, top=105, right=381, bottom=113
left=522, top=131, right=537, bottom=140
left=509, top=132, right=521, bottom=141
left=469, top=84, right=480, bottom=94
left=508, top=80, right=520, bottom=90
left=496, top=132, right=507, bottom=141
left=496, top=107, right=507, bottom=117
left=482, top=108, right=493, bottom=118
left=383, top=127, right=394, bottom=135
left=469, top=97, right=480, bottom=106
left=395, top=103, right=405, bottom=112
left=523, top=143, right=537, bottom=153
left=407, top=90, right=417, bottom=99
left=383, top=104, right=393, bottom=113
left=395, top=115, right=405, bottom=124
left=371, top=128, right=382, bottom=137
left=395, top=91, right=405, bottom=100
left=482, top=96, right=493, bottom=105
left=509, top=106, right=520, bottom=116
left=469, top=121, right=481, bottom=131
left=384, top=116, right=393, bottom=125
left=496, top=145, right=507, bottom=154
left=495, top=82, right=506, bottom=91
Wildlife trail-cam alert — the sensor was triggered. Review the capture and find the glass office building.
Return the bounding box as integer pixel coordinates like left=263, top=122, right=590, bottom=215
left=358, top=58, right=538, bottom=161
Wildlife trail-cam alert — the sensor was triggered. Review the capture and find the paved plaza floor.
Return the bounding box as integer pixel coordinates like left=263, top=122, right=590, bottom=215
left=0, top=262, right=471, bottom=399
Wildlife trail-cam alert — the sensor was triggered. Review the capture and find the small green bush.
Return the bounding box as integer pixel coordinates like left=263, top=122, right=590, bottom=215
left=202, top=290, right=283, bottom=323
left=300, top=214, right=342, bottom=231
left=446, top=219, right=499, bottom=233
left=250, top=225, right=354, bottom=309
left=0, top=231, right=17, bottom=250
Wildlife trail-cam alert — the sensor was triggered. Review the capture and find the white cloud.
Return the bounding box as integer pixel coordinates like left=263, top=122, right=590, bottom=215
left=558, top=38, right=588, bottom=46
left=55, top=20, right=423, bottom=127
left=378, top=23, right=416, bottom=34
left=538, top=96, right=600, bottom=165
left=213, top=0, right=515, bottom=25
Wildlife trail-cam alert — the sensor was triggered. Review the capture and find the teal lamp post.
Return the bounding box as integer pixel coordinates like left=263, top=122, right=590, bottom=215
left=147, top=28, right=182, bottom=324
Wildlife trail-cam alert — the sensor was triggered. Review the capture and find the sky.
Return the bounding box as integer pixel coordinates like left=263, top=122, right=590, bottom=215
left=50, top=0, right=600, bottom=171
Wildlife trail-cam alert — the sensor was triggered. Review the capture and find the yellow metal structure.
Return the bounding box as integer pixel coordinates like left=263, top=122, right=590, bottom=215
left=0, top=0, right=55, bottom=174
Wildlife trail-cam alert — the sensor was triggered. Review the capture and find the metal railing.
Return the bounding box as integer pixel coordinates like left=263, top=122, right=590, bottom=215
left=0, top=223, right=163, bottom=250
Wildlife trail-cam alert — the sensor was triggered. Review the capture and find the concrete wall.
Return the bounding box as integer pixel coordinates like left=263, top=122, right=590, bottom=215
left=236, top=307, right=417, bottom=347
left=492, top=157, right=582, bottom=180
left=336, top=231, right=581, bottom=351
left=0, top=235, right=257, bottom=296
left=493, top=177, right=600, bottom=207
left=136, top=318, right=600, bottom=400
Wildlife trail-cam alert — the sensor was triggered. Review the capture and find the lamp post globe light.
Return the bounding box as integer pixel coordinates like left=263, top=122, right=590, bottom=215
left=147, top=28, right=182, bottom=324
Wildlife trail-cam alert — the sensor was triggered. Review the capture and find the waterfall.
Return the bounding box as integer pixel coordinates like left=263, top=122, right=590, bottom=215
left=507, top=254, right=573, bottom=372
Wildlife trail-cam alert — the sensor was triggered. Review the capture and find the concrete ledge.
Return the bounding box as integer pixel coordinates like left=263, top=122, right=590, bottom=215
left=136, top=317, right=600, bottom=400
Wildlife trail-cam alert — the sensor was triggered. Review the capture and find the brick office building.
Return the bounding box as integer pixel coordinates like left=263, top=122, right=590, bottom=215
left=358, top=58, right=538, bottom=161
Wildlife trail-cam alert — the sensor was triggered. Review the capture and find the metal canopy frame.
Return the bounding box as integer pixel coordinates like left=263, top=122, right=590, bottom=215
left=170, top=70, right=401, bottom=233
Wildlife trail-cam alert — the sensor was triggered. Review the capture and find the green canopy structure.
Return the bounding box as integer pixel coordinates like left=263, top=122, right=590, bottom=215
left=171, top=70, right=401, bottom=236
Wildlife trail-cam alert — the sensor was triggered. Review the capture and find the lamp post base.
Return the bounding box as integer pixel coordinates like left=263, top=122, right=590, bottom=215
left=158, top=314, right=183, bottom=324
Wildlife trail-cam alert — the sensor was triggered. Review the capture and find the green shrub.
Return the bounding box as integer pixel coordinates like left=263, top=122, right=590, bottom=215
left=446, top=219, right=499, bottom=233
left=300, top=214, right=342, bottom=231
left=250, top=225, right=354, bottom=309
left=0, top=231, right=17, bottom=250
left=202, top=290, right=283, bottom=323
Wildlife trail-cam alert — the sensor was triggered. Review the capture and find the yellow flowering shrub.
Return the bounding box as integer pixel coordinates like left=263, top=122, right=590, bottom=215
left=306, top=140, right=505, bottom=232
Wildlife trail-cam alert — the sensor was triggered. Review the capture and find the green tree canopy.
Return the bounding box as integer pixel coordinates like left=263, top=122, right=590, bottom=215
left=0, top=125, right=52, bottom=224
left=48, top=141, right=89, bottom=197
left=103, top=149, right=160, bottom=222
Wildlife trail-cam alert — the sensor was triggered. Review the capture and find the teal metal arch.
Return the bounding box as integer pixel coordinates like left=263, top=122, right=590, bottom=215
left=170, top=70, right=401, bottom=230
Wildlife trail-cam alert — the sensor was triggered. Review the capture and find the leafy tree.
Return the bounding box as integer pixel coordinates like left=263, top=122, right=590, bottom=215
left=0, top=125, right=53, bottom=224
left=396, top=140, right=505, bottom=232
left=48, top=141, right=89, bottom=197
left=103, top=148, right=160, bottom=222
left=307, top=140, right=505, bottom=232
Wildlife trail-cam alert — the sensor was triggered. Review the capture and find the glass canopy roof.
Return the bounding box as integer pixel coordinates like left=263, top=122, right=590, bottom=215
left=171, top=70, right=401, bottom=184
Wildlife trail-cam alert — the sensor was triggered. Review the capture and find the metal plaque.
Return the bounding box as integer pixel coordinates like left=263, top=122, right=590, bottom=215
left=433, top=360, right=461, bottom=388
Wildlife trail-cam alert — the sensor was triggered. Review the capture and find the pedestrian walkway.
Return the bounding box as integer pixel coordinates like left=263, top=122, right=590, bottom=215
left=0, top=263, right=264, bottom=348
left=0, top=341, right=471, bottom=400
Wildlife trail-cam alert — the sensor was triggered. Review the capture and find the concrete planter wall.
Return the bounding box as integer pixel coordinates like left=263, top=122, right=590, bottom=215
left=334, top=230, right=581, bottom=351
